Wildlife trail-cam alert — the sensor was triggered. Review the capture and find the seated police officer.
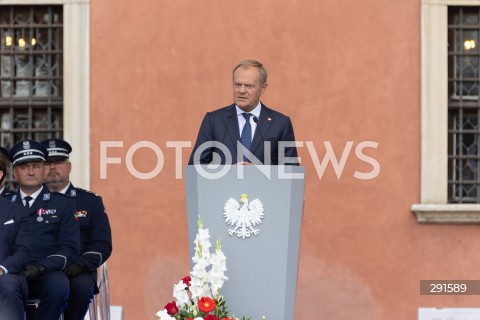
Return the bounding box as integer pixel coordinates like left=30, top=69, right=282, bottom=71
left=42, top=138, right=113, bottom=320
left=7, top=140, right=80, bottom=320
left=0, top=145, right=31, bottom=320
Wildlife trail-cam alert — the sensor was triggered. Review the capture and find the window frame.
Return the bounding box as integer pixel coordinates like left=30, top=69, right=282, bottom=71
left=412, top=0, right=480, bottom=223
left=0, top=0, right=90, bottom=189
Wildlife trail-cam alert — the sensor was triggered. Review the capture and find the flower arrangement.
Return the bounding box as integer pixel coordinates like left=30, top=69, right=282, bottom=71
left=155, top=216, right=256, bottom=320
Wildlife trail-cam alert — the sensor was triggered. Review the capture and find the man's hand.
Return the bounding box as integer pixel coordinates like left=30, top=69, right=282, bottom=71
left=236, top=161, right=253, bottom=165
left=23, top=263, right=47, bottom=282
left=64, top=261, right=88, bottom=278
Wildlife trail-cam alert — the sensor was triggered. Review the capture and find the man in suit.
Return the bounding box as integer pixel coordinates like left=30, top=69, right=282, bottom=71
left=0, top=147, right=31, bottom=320
left=42, top=138, right=113, bottom=320
left=188, top=60, right=299, bottom=165
left=7, top=140, right=80, bottom=320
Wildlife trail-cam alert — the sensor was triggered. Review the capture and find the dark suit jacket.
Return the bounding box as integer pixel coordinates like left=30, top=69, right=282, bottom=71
left=0, top=196, right=31, bottom=274
left=188, top=103, right=298, bottom=165
left=0, top=186, right=12, bottom=197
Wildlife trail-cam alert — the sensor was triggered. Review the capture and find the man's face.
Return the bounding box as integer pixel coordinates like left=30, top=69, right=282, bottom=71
left=45, top=160, right=71, bottom=186
left=13, top=161, right=46, bottom=189
left=233, top=66, right=267, bottom=112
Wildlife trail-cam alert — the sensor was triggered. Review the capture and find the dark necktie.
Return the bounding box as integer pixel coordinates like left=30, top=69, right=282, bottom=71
left=240, top=113, right=252, bottom=161
left=24, top=196, right=32, bottom=209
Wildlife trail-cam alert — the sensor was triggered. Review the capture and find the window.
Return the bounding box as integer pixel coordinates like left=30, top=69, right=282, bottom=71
left=448, top=6, right=480, bottom=203
left=0, top=0, right=90, bottom=189
left=0, top=5, right=63, bottom=187
left=412, top=0, right=480, bottom=223
left=0, top=5, right=64, bottom=147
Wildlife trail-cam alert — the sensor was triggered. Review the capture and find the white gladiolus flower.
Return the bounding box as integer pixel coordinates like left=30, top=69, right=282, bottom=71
left=190, top=223, right=216, bottom=300
left=173, top=280, right=190, bottom=308
left=190, top=282, right=210, bottom=300
left=155, top=309, right=175, bottom=320
left=157, top=217, right=252, bottom=319
left=196, top=228, right=211, bottom=242
left=211, top=251, right=227, bottom=272
left=208, top=247, right=228, bottom=294
left=194, top=229, right=212, bottom=259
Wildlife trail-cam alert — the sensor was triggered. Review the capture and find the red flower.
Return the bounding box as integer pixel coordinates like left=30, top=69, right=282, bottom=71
left=221, top=318, right=235, bottom=320
left=205, top=315, right=218, bottom=320
left=198, top=296, right=216, bottom=313
left=163, top=301, right=178, bottom=315
left=182, top=276, right=192, bottom=287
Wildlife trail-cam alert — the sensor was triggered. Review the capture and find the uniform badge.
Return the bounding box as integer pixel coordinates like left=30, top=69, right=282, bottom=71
left=75, top=210, right=88, bottom=219
left=70, top=190, right=76, bottom=197
left=37, top=208, right=56, bottom=222
left=11, top=195, right=17, bottom=202
left=43, top=193, right=50, bottom=201
left=37, top=208, right=46, bottom=222
left=49, top=140, right=56, bottom=148
left=223, top=193, right=265, bottom=239
left=23, top=141, right=30, bottom=149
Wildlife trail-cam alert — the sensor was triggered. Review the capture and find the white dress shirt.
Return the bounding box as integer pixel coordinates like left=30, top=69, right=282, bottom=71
left=235, top=102, right=262, bottom=142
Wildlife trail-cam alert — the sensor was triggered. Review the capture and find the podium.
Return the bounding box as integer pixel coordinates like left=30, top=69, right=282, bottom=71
left=185, top=165, right=305, bottom=320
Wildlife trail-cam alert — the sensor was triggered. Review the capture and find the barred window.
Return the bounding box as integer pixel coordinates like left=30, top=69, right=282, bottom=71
left=413, top=2, right=480, bottom=223
left=0, top=5, right=63, bottom=150
left=0, top=5, right=63, bottom=189
left=448, top=7, right=480, bottom=203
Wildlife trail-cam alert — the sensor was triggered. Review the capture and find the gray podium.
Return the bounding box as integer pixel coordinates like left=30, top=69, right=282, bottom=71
left=185, top=165, right=305, bottom=320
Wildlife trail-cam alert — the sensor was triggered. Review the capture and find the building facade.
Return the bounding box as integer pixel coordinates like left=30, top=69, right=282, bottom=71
left=2, top=0, right=480, bottom=319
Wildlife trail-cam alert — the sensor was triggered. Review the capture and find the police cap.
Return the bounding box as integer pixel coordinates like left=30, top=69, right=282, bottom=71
left=41, top=138, right=72, bottom=163
left=9, top=140, right=47, bottom=166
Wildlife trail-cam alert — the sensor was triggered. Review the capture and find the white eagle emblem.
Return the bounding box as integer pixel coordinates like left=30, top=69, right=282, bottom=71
left=223, top=193, right=264, bottom=239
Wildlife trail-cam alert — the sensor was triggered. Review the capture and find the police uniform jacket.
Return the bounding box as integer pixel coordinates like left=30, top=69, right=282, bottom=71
left=0, top=196, right=31, bottom=273
left=10, top=185, right=80, bottom=271
left=0, top=187, right=12, bottom=197
left=65, top=183, right=112, bottom=270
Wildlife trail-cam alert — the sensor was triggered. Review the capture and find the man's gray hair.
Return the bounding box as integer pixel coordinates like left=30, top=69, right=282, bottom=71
left=232, top=60, right=268, bottom=85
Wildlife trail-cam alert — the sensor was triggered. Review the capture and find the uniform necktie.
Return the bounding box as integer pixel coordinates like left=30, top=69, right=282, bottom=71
left=23, top=196, right=32, bottom=209
left=240, top=113, right=252, bottom=161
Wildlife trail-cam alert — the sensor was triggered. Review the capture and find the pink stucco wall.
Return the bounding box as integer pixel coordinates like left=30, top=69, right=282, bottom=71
left=88, top=1, right=480, bottom=319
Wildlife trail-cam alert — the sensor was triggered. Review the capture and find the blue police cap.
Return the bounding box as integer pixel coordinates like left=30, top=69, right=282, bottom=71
left=9, top=140, right=47, bottom=166
left=40, top=138, right=72, bottom=163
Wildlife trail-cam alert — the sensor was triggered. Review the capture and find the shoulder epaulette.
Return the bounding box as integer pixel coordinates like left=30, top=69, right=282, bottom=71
left=51, top=191, right=73, bottom=199
left=76, top=187, right=99, bottom=197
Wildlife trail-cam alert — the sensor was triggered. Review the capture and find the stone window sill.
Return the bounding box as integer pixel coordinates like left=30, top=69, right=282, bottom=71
left=411, top=204, right=480, bottom=224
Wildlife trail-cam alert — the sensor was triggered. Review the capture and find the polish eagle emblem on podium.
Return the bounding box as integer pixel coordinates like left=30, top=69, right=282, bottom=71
left=223, top=193, right=264, bottom=239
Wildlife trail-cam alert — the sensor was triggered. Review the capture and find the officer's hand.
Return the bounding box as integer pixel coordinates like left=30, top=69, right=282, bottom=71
left=64, top=261, right=87, bottom=278
left=23, top=263, right=47, bottom=282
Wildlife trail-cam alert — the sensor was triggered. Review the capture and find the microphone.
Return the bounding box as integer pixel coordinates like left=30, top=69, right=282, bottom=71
left=221, top=114, right=233, bottom=143
left=253, top=115, right=272, bottom=165
left=252, top=116, right=264, bottom=142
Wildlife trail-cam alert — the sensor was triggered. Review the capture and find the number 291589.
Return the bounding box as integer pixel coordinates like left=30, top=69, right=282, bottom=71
left=430, top=283, right=467, bottom=293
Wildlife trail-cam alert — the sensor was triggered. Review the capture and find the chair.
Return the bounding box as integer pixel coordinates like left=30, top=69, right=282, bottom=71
left=27, top=263, right=110, bottom=320
left=86, top=263, right=110, bottom=320
left=25, top=299, right=64, bottom=320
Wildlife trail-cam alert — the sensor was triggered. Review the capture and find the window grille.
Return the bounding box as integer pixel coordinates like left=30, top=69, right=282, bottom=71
left=0, top=5, right=63, bottom=188
left=448, top=7, right=480, bottom=203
